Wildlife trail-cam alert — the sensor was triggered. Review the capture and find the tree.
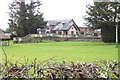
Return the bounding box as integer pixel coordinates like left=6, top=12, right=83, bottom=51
left=84, top=2, right=120, bottom=42
left=17, top=1, right=28, bottom=37
left=8, top=0, right=47, bottom=37
left=26, top=0, right=47, bottom=34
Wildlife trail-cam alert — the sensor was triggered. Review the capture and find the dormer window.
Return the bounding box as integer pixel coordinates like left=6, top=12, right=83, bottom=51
left=62, top=22, right=65, bottom=25
left=57, top=22, right=61, bottom=24
left=57, top=22, right=63, bottom=26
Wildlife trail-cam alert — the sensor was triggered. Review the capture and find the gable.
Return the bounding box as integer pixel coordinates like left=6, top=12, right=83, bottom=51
left=68, top=25, right=78, bottom=31
left=69, top=26, right=76, bottom=31
left=71, top=20, right=80, bottom=31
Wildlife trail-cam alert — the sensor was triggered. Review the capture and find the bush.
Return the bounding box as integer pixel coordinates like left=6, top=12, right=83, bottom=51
left=80, top=32, right=84, bottom=35
left=0, top=57, right=119, bottom=79
left=101, top=26, right=115, bottom=42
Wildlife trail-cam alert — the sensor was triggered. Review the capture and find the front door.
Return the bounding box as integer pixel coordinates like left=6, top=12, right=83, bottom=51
left=71, top=31, right=74, bottom=35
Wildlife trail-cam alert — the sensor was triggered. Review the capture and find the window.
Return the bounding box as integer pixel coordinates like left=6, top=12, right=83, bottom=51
left=52, top=31, right=56, bottom=33
left=58, top=32, right=62, bottom=35
left=64, top=31, right=67, bottom=35
left=46, top=31, right=50, bottom=33
left=71, top=31, right=74, bottom=35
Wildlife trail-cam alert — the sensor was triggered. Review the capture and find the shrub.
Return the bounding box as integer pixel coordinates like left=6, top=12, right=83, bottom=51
left=0, top=58, right=119, bottom=79
left=80, top=32, right=84, bottom=35
left=101, top=22, right=116, bottom=42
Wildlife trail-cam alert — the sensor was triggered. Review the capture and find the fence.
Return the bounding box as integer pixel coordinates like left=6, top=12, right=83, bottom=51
left=13, top=34, right=102, bottom=43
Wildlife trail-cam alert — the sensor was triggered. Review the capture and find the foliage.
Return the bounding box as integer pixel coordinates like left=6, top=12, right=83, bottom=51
left=7, top=0, right=47, bottom=37
left=0, top=56, right=119, bottom=79
left=84, top=2, right=120, bottom=42
left=80, top=31, right=84, bottom=35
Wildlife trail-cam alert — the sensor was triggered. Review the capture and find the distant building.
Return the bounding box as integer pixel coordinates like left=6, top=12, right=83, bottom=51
left=79, top=27, right=94, bottom=34
left=38, top=19, right=80, bottom=35
left=0, top=29, right=11, bottom=40
left=79, top=27, right=101, bottom=37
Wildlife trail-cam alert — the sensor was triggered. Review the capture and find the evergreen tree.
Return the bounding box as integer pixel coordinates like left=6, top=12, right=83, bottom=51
left=8, top=0, right=47, bottom=37
left=84, top=2, right=120, bottom=42
left=17, top=1, right=28, bottom=36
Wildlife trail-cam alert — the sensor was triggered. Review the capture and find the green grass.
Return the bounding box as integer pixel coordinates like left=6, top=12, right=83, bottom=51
left=1, top=42, right=118, bottom=63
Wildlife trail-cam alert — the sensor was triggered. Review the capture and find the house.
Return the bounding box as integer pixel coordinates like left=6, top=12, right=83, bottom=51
left=38, top=19, right=80, bottom=35
left=0, top=28, right=11, bottom=40
left=79, top=27, right=101, bottom=37
left=0, top=28, right=11, bottom=46
left=79, top=27, right=94, bottom=35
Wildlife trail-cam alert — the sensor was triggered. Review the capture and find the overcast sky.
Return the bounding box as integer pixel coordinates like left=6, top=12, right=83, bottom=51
left=0, top=0, right=94, bottom=30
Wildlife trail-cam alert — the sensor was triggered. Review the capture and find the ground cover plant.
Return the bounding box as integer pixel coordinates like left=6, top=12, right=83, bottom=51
left=1, top=42, right=118, bottom=63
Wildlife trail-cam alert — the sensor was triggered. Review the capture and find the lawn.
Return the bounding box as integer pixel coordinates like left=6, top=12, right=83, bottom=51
left=1, top=41, right=118, bottom=63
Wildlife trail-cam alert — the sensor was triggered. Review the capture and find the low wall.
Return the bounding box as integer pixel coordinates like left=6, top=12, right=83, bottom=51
left=68, top=38, right=102, bottom=42
left=13, top=34, right=102, bottom=43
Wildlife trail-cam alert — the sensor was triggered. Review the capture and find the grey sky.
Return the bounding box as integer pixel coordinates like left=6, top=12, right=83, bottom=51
left=0, top=0, right=94, bottom=30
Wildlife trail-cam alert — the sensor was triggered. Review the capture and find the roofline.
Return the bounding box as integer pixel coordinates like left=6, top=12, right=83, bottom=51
left=71, top=19, right=80, bottom=31
left=45, top=19, right=73, bottom=21
left=79, top=27, right=89, bottom=28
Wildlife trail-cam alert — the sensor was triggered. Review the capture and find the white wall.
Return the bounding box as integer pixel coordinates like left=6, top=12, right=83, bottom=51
left=67, top=26, right=77, bottom=35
